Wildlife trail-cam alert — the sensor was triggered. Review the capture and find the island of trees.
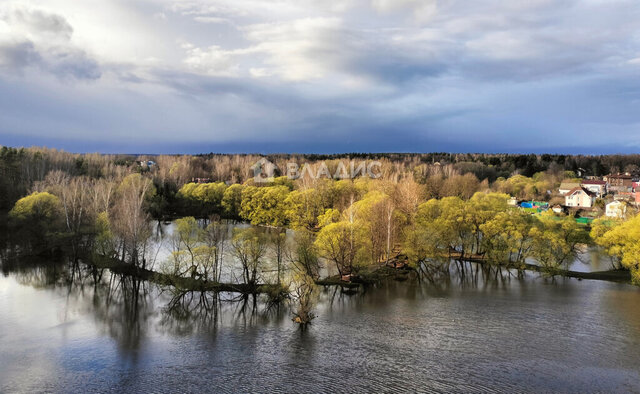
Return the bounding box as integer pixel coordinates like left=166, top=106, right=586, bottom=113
left=2, top=146, right=640, bottom=324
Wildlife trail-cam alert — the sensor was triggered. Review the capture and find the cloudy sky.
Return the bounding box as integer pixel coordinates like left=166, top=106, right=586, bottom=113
left=1, top=0, right=639, bottom=154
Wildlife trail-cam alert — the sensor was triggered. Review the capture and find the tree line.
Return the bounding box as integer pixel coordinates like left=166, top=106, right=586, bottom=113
left=3, top=145, right=640, bottom=293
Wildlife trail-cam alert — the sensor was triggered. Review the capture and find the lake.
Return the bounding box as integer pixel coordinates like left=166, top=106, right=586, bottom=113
left=1, top=253, right=640, bottom=393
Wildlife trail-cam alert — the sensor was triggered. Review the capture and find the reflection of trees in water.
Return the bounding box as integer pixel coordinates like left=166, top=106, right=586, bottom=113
left=160, top=290, right=221, bottom=335
left=91, top=274, right=151, bottom=357
left=159, top=290, right=289, bottom=335
left=419, top=259, right=525, bottom=290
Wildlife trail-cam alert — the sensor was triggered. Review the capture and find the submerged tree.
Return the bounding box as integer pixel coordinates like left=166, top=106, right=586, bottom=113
left=111, top=174, right=156, bottom=267
left=291, top=272, right=317, bottom=327
left=288, top=229, right=321, bottom=280
left=231, top=227, right=268, bottom=285
left=591, top=215, right=640, bottom=284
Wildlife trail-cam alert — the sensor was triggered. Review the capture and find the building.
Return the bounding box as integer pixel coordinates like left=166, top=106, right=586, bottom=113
left=614, top=191, right=640, bottom=205
left=552, top=205, right=564, bottom=214
left=565, top=187, right=597, bottom=208
left=604, top=173, right=633, bottom=193
left=581, top=180, right=607, bottom=196
left=559, top=182, right=581, bottom=195
left=606, top=201, right=627, bottom=218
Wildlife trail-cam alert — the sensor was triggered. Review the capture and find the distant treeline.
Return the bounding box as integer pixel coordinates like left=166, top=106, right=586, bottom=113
left=3, top=146, right=640, bottom=210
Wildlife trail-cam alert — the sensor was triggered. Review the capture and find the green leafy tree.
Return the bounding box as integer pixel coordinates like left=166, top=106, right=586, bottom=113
left=592, top=216, right=640, bottom=283
left=231, top=227, right=268, bottom=285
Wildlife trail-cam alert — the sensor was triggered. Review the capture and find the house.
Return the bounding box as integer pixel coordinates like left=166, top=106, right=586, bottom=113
left=606, top=201, right=627, bottom=218
left=604, top=173, right=633, bottom=193
left=565, top=187, right=597, bottom=208
left=552, top=205, right=564, bottom=214
left=581, top=180, right=607, bottom=197
left=507, top=197, right=518, bottom=206
left=559, top=182, right=580, bottom=195
left=614, top=191, right=640, bottom=206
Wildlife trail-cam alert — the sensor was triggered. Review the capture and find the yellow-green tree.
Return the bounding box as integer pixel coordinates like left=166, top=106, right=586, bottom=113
left=284, top=188, right=323, bottom=229
left=480, top=210, right=536, bottom=265
left=466, top=192, right=510, bottom=254
left=529, top=213, right=588, bottom=269
left=10, top=191, right=61, bottom=224
left=314, top=220, right=366, bottom=276
left=240, top=185, right=290, bottom=227
left=231, top=227, right=268, bottom=285
left=591, top=215, right=640, bottom=284
left=221, top=183, right=243, bottom=220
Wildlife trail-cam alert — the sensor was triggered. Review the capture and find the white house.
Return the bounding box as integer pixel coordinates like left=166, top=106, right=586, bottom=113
left=606, top=201, right=626, bottom=218
left=565, top=187, right=597, bottom=208
left=581, top=180, right=607, bottom=197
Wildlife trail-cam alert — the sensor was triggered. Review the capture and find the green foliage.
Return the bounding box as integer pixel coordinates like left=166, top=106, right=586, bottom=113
left=231, top=227, right=268, bottom=284
left=178, top=182, right=228, bottom=217
left=314, top=220, right=366, bottom=275
left=221, top=184, right=244, bottom=220
left=10, top=191, right=62, bottom=225
left=94, top=211, right=116, bottom=257
left=481, top=210, right=536, bottom=265
left=240, top=185, right=290, bottom=227
left=529, top=213, right=589, bottom=269
left=9, top=191, right=64, bottom=247
left=284, top=189, right=324, bottom=229
left=591, top=215, right=640, bottom=284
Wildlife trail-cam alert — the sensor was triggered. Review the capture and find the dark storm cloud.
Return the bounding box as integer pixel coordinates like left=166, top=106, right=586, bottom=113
left=0, top=6, right=100, bottom=79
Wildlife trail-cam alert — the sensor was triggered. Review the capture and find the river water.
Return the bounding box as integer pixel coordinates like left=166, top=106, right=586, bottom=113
left=1, top=254, right=640, bottom=393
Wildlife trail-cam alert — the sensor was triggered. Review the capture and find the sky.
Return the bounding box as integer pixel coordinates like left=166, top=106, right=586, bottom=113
left=1, top=0, right=640, bottom=154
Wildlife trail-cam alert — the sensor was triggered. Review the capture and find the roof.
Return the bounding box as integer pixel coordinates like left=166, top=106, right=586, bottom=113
left=581, top=180, right=606, bottom=185
left=567, top=187, right=597, bottom=197
left=560, top=182, right=580, bottom=190
left=607, top=173, right=633, bottom=179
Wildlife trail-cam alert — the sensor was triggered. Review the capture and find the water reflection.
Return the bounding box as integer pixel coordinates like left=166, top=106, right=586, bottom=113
left=2, top=252, right=640, bottom=392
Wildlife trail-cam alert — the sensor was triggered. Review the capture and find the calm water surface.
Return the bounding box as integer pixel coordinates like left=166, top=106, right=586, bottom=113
left=1, top=254, right=640, bottom=392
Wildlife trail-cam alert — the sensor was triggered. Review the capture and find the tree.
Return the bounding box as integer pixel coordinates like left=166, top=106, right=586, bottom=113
left=466, top=192, right=510, bottom=254
left=591, top=216, right=640, bottom=283
left=288, top=229, right=320, bottom=280
left=530, top=214, right=588, bottom=269
left=291, top=272, right=317, bottom=327
left=111, top=174, right=156, bottom=267
left=269, top=230, right=287, bottom=285
left=314, top=221, right=364, bottom=276
left=284, top=188, right=323, bottom=229
left=240, top=185, right=289, bottom=227
left=169, top=217, right=203, bottom=278
left=9, top=191, right=63, bottom=249
left=202, top=218, right=228, bottom=282
left=480, top=210, right=536, bottom=265
left=10, top=191, right=62, bottom=232
left=231, top=227, right=268, bottom=285
left=221, top=184, right=243, bottom=220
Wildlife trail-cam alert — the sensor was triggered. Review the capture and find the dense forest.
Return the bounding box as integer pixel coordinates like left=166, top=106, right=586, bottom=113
left=2, top=146, right=640, bottom=323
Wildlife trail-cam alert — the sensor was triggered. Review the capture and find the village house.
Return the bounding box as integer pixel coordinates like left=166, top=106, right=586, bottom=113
left=614, top=191, right=640, bottom=206
left=564, top=187, right=597, bottom=208
left=605, top=201, right=627, bottom=218
left=580, top=180, right=607, bottom=197
left=604, top=173, right=633, bottom=193
left=559, top=182, right=581, bottom=195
